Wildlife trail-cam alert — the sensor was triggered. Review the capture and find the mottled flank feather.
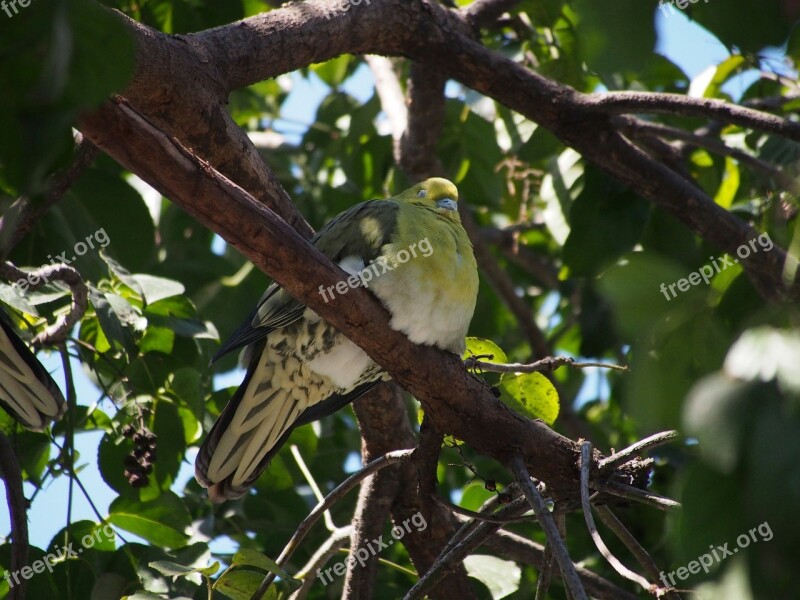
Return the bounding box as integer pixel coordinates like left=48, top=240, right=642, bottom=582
left=195, top=178, right=478, bottom=501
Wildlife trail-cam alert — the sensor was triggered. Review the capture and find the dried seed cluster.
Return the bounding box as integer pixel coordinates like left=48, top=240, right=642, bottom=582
left=122, top=424, right=157, bottom=488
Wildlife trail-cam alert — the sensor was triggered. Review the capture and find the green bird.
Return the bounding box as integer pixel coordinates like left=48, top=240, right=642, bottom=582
left=195, top=178, right=479, bottom=502
left=0, top=305, right=67, bottom=430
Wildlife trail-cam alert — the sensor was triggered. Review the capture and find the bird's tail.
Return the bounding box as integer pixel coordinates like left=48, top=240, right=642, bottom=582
left=0, top=309, right=67, bottom=431
left=195, top=351, right=307, bottom=502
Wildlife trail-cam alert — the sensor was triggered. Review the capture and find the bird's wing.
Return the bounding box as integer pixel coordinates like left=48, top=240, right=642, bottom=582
left=0, top=305, right=67, bottom=430
left=210, top=199, right=399, bottom=364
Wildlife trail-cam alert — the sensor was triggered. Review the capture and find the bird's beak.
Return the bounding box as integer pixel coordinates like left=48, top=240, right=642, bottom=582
left=436, top=198, right=457, bottom=211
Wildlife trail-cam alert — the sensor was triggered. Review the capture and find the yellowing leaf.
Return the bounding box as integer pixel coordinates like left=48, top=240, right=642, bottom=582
left=463, top=337, right=508, bottom=366
left=498, top=372, right=559, bottom=425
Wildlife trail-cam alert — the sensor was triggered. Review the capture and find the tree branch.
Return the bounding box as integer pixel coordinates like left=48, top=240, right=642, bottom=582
left=510, top=455, right=587, bottom=600
left=0, top=432, right=28, bottom=600
left=0, top=262, right=89, bottom=346
left=479, top=529, right=641, bottom=600
left=589, top=92, right=800, bottom=143
left=252, top=449, right=415, bottom=598
left=0, top=134, right=98, bottom=259
left=579, top=442, right=655, bottom=594
left=100, top=0, right=800, bottom=299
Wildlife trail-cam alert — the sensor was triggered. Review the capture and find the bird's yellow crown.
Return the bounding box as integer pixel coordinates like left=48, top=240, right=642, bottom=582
left=397, top=177, right=461, bottom=222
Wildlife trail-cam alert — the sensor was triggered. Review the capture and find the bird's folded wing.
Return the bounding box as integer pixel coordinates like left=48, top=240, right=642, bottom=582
left=210, top=199, right=399, bottom=365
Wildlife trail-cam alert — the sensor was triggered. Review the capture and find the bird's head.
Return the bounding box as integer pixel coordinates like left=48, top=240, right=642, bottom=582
left=402, top=178, right=461, bottom=222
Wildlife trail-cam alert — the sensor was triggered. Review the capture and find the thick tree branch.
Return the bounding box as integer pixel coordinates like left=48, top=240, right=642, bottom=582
left=158, top=0, right=796, bottom=299
left=461, top=0, right=522, bottom=28
left=588, top=92, right=800, bottom=143
left=78, top=96, right=591, bottom=504
left=351, top=385, right=475, bottom=599
left=511, top=455, right=587, bottom=600
left=0, top=432, right=28, bottom=600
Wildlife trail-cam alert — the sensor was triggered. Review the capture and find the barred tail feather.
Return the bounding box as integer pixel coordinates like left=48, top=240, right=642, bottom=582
left=0, top=310, right=67, bottom=430
left=194, top=358, right=306, bottom=502
left=195, top=350, right=384, bottom=502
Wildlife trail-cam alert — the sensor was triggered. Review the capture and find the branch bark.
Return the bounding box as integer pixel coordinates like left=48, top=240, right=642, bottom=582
left=0, top=432, right=28, bottom=600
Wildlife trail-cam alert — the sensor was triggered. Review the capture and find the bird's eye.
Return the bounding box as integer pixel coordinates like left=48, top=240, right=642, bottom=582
left=417, top=189, right=427, bottom=198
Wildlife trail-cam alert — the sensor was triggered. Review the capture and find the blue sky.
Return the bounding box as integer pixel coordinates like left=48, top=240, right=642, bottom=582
left=1, top=7, right=783, bottom=553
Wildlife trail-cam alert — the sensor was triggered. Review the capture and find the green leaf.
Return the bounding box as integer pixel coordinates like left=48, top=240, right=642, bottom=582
left=713, top=157, right=739, bottom=209
left=213, top=570, right=268, bottom=600
left=539, top=148, right=583, bottom=245
left=723, top=327, right=800, bottom=393
left=311, top=55, right=354, bottom=88
left=108, top=492, right=191, bottom=548
left=132, top=274, right=185, bottom=304
left=0, top=284, right=38, bottom=315
left=497, top=372, right=559, bottom=425
left=462, top=337, right=508, bottom=365
left=149, top=559, right=220, bottom=578
left=460, top=482, right=496, bottom=511
left=230, top=549, right=300, bottom=589
left=572, top=0, right=655, bottom=76
left=88, top=285, right=136, bottom=354
left=703, top=56, right=748, bottom=99
left=102, top=252, right=144, bottom=296
left=463, top=555, right=521, bottom=599
left=14, top=432, right=51, bottom=484
left=563, top=166, right=650, bottom=276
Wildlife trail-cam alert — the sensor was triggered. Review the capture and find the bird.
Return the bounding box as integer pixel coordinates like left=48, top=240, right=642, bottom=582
left=0, top=305, right=67, bottom=430
left=195, top=178, right=479, bottom=502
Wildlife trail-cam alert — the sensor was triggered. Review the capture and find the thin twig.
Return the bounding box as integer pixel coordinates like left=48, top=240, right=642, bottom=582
left=404, top=496, right=530, bottom=599
left=596, top=481, right=682, bottom=512
left=290, top=445, right=336, bottom=532
left=465, top=355, right=629, bottom=374
left=290, top=526, right=352, bottom=600
left=0, top=432, right=28, bottom=600
left=579, top=442, right=654, bottom=593
left=617, top=117, right=800, bottom=194
left=0, top=135, right=98, bottom=258
left=0, top=262, right=88, bottom=345
left=509, top=455, right=587, bottom=600
left=594, top=506, right=682, bottom=600
left=534, top=534, right=555, bottom=600
left=599, top=430, right=680, bottom=472
left=479, top=529, right=641, bottom=600
left=61, top=345, right=76, bottom=598
left=250, top=449, right=414, bottom=600
left=432, top=494, right=535, bottom=524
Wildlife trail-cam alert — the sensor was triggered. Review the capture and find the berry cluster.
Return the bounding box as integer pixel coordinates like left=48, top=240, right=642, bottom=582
left=122, top=424, right=157, bottom=488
